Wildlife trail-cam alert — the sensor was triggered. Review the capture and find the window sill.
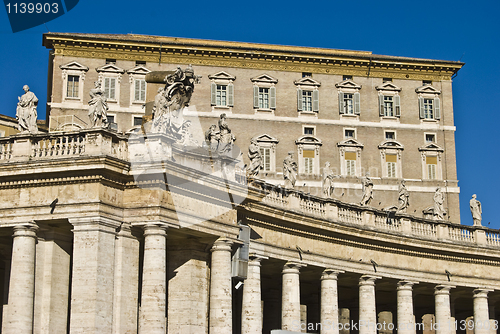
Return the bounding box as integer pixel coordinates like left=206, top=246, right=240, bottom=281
left=64, top=97, right=81, bottom=101
left=298, top=111, right=318, bottom=118
left=421, top=118, right=438, bottom=123
left=380, top=116, right=400, bottom=123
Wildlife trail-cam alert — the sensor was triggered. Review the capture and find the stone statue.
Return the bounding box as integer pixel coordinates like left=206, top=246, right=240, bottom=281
left=283, top=151, right=298, bottom=189
left=433, top=187, right=446, bottom=220
left=217, top=113, right=236, bottom=154
left=397, top=180, right=410, bottom=213
left=322, top=161, right=335, bottom=198
left=88, top=81, right=109, bottom=128
left=151, top=65, right=201, bottom=145
left=470, top=194, right=482, bottom=226
left=246, top=138, right=262, bottom=178
left=16, top=85, right=38, bottom=133
left=205, top=124, right=219, bottom=151
left=360, top=173, right=374, bottom=206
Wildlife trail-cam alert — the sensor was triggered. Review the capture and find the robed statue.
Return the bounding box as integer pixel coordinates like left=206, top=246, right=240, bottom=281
left=283, top=151, right=298, bottom=189
left=470, top=194, right=482, bottom=226
left=16, top=85, right=39, bottom=133
left=88, top=81, right=109, bottom=128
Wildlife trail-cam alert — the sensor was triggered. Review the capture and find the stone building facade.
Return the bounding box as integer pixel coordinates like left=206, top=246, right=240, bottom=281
left=0, top=33, right=497, bottom=334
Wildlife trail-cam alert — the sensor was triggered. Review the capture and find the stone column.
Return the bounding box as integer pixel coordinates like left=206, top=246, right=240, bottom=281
left=282, top=262, right=306, bottom=331
left=473, top=289, right=492, bottom=334
left=209, top=238, right=233, bottom=334
left=397, top=281, right=417, bottom=334
left=139, top=224, right=168, bottom=334
left=3, top=223, right=38, bottom=334
left=69, top=218, right=119, bottom=334
left=241, top=255, right=266, bottom=334
left=434, top=285, right=454, bottom=334
left=359, top=275, right=380, bottom=334
left=321, top=269, right=342, bottom=334
left=112, top=223, right=140, bottom=334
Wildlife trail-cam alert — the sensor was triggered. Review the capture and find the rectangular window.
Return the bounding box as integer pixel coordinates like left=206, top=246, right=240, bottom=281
left=135, top=60, right=146, bottom=66
left=423, top=80, right=432, bottom=85
left=383, top=78, right=392, bottom=83
left=66, top=75, right=79, bottom=98
left=134, top=79, right=146, bottom=102
left=106, top=59, right=116, bottom=64
left=258, top=88, right=269, bottom=109
left=385, top=131, right=395, bottom=140
left=107, top=115, right=115, bottom=124
left=133, top=116, right=143, bottom=126
left=304, top=127, right=314, bottom=135
left=426, top=156, right=437, bottom=179
left=104, top=77, right=116, bottom=100
left=386, top=154, right=397, bottom=178
left=216, top=85, right=227, bottom=106
left=384, top=96, right=394, bottom=117
left=343, top=75, right=353, bottom=81
left=345, top=129, right=355, bottom=138
left=426, top=134, right=436, bottom=143
left=345, top=151, right=356, bottom=176
left=260, top=147, right=271, bottom=172
left=303, top=149, right=315, bottom=174
left=424, top=99, right=434, bottom=119
left=302, top=72, right=312, bottom=78
left=343, top=93, right=354, bottom=114
left=302, top=91, right=313, bottom=112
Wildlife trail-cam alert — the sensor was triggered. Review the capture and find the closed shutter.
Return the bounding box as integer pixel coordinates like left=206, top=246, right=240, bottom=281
left=312, top=89, right=319, bottom=112
left=419, top=97, right=425, bottom=118
left=253, top=86, right=259, bottom=108
left=270, top=86, right=276, bottom=109
left=379, top=95, right=384, bottom=116
left=394, top=95, right=401, bottom=117
left=338, top=92, right=344, bottom=114
left=354, top=92, right=360, bottom=115
left=110, top=78, right=116, bottom=99
left=211, top=82, right=216, bottom=105
left=134, top=80, right=140, bottom=101
left=297, top=89, right=303, bottom=111
left=227, top=83, right=234, bottom=107
left=141, top=80, right=146, bottom=101
left=434, top=97, right=440, bottom=120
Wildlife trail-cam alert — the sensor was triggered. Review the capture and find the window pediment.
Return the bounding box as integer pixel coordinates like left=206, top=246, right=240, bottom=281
left=254, top=133, right=279, bottom=144
left=418, top=142, right=444, bottom=152
left=415, top=85, right=441, bottom=95
left=294, top=77, right=321, bottom=87
left=378, top=140, right=404, bottom=150
left=376, top=82, right=401, bottom=92
left=208, top=71, right=236, bottom=81
left=60, top=61, right=89, bottom=72
left=96, top=63, right=125, bottom=74
left=251, top=74, right=278, bottom=84
left=127, top=65, right=151, bottom=76
left=337, top=138, right=364, bottom=148
left=335, top=79, right=361, bottom=90
left=295, top=135, right=322, bottom=146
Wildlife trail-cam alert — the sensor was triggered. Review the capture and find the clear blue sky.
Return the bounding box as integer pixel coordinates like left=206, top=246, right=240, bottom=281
left=0, top=0, right=498, bottom=228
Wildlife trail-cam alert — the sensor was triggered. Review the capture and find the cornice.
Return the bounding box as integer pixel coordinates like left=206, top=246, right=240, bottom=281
left=44, top=33, right=463, bottom=81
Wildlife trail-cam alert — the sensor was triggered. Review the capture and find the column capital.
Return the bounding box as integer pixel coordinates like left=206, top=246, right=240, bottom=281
left=248, top=254, right=268, bottom=267
left=142, top=223, right=168, bottom=236
left=12, top=222, right=38, bottom=238
left=473, top=289, right=493, bottom=299
left=359, top=274, right=381, bottom=286
left=211, top=237, right=233, bottom=252
left=282, top=261, right=306, bottom=274
left=397, top=280, right=418, bottom=290
left=434, top=284, right=455, bottom=295
left=321, top=268, right=344, bottom=280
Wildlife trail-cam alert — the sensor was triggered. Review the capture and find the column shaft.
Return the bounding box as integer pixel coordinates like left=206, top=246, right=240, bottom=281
left=397, top=281, right=416, bottom=334
left=241, top=256, right=265, bottom=334
left=359, top=275, right=380, bottom=334
left=434, top=285, right=454, bottom=334
left=282, top=262, right=305, bottom=331
left=3, top=224, right=38, bottom=334
left=139, top=224, right=167, bottom=334
left=321, top=269, right=341, bottom=334
left=209, top=238, right=233, bottom=334
left=473, top=289, right=492, bottom=334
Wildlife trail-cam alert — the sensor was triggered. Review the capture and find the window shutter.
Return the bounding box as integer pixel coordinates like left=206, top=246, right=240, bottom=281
left=141, top=80, right=146, bottom=101
left=135, top=80, right=140, bottom=101
left=227, top=83, right=234, bottom=107
left=210, top=82, right=216, bottom=106
left=434, top=97, right=440, bottom=119
left=379, top=95, right=384, bottom=116
left=354, top=92, right=360, bottom=115
left=419, top=97, right=425, bottom=119
left=338, top=92, right=344, bottom=114
left=253, top=86, right=259, bottom=108
left=297, top=88, right=303, bottom=111
left=313, top=89, right=319, bottom=112
left=270, top=86, right=276, bottom=109
left=110, top=78, right=116, bottom=99
left=394, top=95, right=401, bottom=117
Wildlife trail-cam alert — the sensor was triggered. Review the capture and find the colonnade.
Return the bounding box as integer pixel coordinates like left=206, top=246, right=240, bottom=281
left=0, top=222, right=497, bottom=334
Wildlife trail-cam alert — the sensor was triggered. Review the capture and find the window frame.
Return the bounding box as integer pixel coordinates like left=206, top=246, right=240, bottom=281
left=378, top=140, right=404, bottom=178
left=336, top=79, right=361, bottom=117
left=96, top=62, right=124, bottom=106
left=416, top=84, right=441, bottom=121
left=294, top=76, right=321, bottom=116
left=251, top=74, right=278, bottom=113
left=253, top=134, right=279, bottom=174
left=59, top=61, right=89, bottom=103
left=384, top=130, right=396, bottom=140
left=296, top=135, right=322, bottom=175
left=209, top=71, right=236, bottom=112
